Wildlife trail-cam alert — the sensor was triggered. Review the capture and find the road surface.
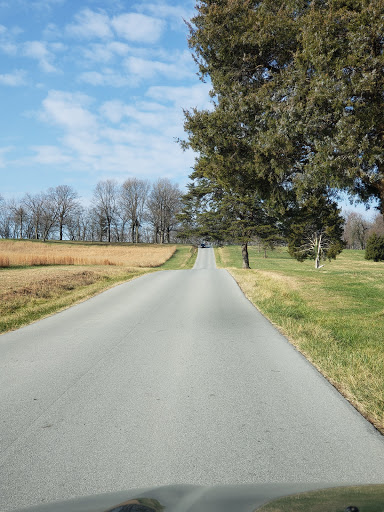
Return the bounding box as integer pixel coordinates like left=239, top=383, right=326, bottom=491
left=1, top=248, right=384, bottom=510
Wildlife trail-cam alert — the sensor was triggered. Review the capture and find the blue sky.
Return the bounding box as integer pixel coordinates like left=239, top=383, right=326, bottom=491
left=0, top=0, right=378, bottom=219
left=0, top=0, right=212, bottom=203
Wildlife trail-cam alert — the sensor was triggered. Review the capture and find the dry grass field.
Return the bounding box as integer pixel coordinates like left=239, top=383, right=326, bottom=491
left=0, top=240, right=196, bottom=334
left=0, top=240, right=176, bottom=267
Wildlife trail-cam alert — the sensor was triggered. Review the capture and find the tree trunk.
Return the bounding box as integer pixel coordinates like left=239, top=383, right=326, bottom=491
left=314, top=235, right=324, bottom=269
left=59, top=214, right=64, bottom=240
left=242, top=243, right=250, bottom=269
left=135, top=219, right=139, bottom=244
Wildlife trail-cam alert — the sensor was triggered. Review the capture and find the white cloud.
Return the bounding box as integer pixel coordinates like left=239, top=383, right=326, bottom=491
left=147, top=83, right=212, bottom=110
left=23, top=41, right=58, bottom=72
left=0, top=41, right=18, bottom=55
left=134, top=1, right=195, bottom=30
left=111, top=13, right=165, bottom=43
left=66, top=8, right=113, bottom=40
left=43, top=23, right=60, bottom=40
left=35, top=86, right=204, bottom=180
left=79, top=50, right=196, bottom=88
left=0, top=69, right=26, bottom=86
left=31, top=0, right=65, bottom=9
left=5, top=0, right=65, bottom=9
left=124, top=53, right=193, bottom=81
left=0, top=25, right=19, bottom=55
left=0, top=146, right=14, bottom=168
left=78, top=69, right=131, bottom=88
left=100, top=100, right=167, bottom=124
left=31, top=145, right=72, bottom=165
left=99, top=100, right=126, bottom=124
left=82, top=42, right=131, bottom=63
left=41, top=90, right=97, bottom=132
left=66, top=9, right=164, bottom=44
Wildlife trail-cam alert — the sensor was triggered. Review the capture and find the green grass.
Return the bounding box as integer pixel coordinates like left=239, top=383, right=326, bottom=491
left=157, top=244, right=197, bottom=269
left=257, top=484, right=384, bottom=512
left=215, top=245, right=384, bottom=433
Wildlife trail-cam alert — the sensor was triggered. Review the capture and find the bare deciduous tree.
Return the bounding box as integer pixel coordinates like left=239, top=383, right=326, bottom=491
left=343, top=212, right=371, bottom=249
left=0, top=195, right=12, bottom=238
left=147, top=178, right=182, bottom=243
left=367, top=214, right=384, bottom=238
left=48, top=185, right=80, bottom=241
left=8, top=199, right=28, bottom=239
left=92, top=180, right=118, bottom=242
left=22, top=193, right=46, bottom=240
left=119, top=178, right=150, bottom=243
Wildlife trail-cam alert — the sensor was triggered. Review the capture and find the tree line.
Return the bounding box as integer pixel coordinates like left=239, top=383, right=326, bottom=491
left=343, top=211, right=384, bottom=250
left=178, top=0, right=384, bottom=268
left=0, top=178, right=182, bottom=243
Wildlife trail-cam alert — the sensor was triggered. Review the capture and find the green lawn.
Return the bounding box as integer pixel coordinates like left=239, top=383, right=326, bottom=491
left=215, top=245, right=384, bottom=433
left=157, top=244, right=197, bottom=269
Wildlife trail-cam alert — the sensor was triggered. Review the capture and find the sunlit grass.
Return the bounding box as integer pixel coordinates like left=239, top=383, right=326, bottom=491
left=158, top=245, right=197, bottom=270
left=216, top=245, right=384, bottom=433
left=0, top=239, right=176, bottom=267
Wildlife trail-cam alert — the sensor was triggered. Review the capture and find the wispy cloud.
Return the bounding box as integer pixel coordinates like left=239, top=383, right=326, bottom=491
left=22, top=40, right=58, bottom=72
left=124, top=52, right=193, bottom=81
left=111, top=13, right=165, bottom=43
left=134, top=1, right=195, bottom=30
left=0, top=69, right=27, bottom=86
left=78, top=48, right=194, bottom=88
left=41, top=90, right=97, bottom=132
left=34, top=84, right=208, bottom=179
left=28, top=0, right=65, bottom=9
left=66, top=9, right=165, bottom=44
left=30, top=145, right=72, bottom=165
left=66, top=8, right=113, bottom=40
left=147, top=83, right=213, bottom=110
left=0, top=0, right=64, bottom=9
left=0, top=25, right=21, bottom=55
left=81, top=42, right=131, bottom=63
left=0, top=41, right=18, bottom=55
left=78, top=70, right=131, bottom=88
left=0, top=147, right=15, bottom=168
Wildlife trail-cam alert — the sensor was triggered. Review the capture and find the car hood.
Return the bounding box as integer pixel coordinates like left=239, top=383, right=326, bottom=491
left=11, top=482, right=384, bottom=512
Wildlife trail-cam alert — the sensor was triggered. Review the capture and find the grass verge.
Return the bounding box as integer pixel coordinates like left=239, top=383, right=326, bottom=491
left=215, top=245, right=384, bottom=434
left=157, top=244, right=197, bottom=270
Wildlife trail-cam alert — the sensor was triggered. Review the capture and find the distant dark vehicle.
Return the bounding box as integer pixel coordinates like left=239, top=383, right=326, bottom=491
left=200, top=243, right=205, bottom=248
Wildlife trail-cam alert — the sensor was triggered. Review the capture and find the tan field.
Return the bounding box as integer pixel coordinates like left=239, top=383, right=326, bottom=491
left=0, top=240, right=194, bottom=334
left=0, top=240, right=176, bottom=268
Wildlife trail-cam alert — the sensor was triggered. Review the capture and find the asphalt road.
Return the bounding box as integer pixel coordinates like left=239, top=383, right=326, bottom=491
left=1, top=248, right=384, bottom=510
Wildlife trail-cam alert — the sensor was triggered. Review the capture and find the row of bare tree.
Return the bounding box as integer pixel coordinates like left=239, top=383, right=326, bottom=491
left=0, top=178, right=182, bottom=243
left=343, top=211, right=384, bottom=250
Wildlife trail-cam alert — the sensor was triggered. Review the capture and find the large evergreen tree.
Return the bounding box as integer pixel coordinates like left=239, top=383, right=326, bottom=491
left=178, top=170, right=282, bottom=268
left=183, top=0, right=383, bottom=262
